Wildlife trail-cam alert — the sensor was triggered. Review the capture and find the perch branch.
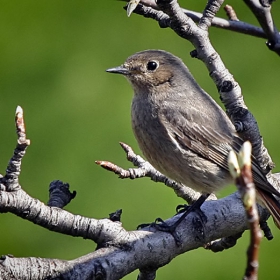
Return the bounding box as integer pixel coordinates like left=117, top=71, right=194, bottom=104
left=0, top=107, right=271, bottom=279
left=0, top=190, right=271, bottom=279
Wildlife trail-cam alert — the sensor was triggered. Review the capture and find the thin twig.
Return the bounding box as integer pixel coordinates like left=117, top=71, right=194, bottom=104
left=0, top=106, right=30, bottom=191
left=228, top=142, right=262, bottom=280
left=224, top=4, right=239, bottom=21
left=244, top=0, right=280, bottom=55
left=198, top=0, right=224, bottom=30
left=96, top=142, right=203, bottom=204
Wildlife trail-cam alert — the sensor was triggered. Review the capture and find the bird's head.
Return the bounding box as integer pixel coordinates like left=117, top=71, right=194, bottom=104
left=106, top=50, right=192, bottom=95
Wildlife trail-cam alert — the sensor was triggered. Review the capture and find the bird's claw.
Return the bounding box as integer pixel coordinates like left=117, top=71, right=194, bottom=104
left=137, top=217, right=182, bottom=246
left=176, top=204, right=189, bottom=214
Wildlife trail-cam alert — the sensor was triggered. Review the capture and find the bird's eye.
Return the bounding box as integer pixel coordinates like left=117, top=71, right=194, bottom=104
left=146, top=61, right=158, bottom=71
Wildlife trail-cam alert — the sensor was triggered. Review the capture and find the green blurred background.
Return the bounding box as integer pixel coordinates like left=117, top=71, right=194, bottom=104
left=0, top=1, right=280, bottom=279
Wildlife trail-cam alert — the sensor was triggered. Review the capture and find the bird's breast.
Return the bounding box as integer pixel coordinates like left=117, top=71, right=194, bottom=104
left=131, top=96, right=232, bottom=193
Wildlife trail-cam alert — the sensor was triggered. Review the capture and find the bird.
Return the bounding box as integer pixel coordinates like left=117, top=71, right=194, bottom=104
left=106, top=49, right=280, bottom=235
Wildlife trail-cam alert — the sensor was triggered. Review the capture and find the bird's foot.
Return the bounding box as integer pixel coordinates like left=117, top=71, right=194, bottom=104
left=137, top=218, right=182, bottom=245
left=176, top=204, right=207, bottom=224
left=137, top=194, right=209, bottom=246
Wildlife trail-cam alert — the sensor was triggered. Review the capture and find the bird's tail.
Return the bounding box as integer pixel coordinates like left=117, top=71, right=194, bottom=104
left=257, top=189, right=280, bottom=229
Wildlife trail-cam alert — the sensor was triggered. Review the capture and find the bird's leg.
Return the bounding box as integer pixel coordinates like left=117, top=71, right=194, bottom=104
left=139, top=194, right=210, bottom=246
left=174, top=199, right=208, bottom=225
left=157, top=193, right=209, bottom=241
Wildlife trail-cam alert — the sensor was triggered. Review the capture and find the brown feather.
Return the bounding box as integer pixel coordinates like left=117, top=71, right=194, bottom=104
left=257, top=189, right=280, bottom=228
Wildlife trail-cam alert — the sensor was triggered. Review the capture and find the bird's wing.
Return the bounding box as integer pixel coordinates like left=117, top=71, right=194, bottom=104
left=257, top=189, right=280, bottom=228
left=158, top=105, right=280, bottom=197
left=159, top=106, right=238, bottom=170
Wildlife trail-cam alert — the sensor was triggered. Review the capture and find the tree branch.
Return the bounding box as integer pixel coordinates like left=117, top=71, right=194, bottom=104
left=244, top=0, right=280, bottom=55
left=0, top=188, right=270, bottom=279
left=1, top=0, right=280, bottom=278
left=124, top=0, right=277, bottom=39
left=0, top=106, right=272, bottom=279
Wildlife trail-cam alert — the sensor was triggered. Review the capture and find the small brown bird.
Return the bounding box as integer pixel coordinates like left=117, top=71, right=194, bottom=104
left=107, top=49, right=280, bottom=231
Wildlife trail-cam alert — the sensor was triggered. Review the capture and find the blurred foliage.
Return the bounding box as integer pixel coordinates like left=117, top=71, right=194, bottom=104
left=0, top=1, right=280, bottom=279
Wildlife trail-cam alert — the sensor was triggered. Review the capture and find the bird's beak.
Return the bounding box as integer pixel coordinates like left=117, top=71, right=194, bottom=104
left=106, top=65, right=129, bottom=75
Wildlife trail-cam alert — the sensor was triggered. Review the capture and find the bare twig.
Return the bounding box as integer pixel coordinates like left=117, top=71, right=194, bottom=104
left=198, top=0, right=224, bottom=30
left=15, top=106, right=29, bottom=145
left=0, top=106, right=30, bottom=192
left=244, top=0, right=280, bottom=55
left=228, top=142, right=262, bottom=280
left=96, top=142, right=204, bottom=204
left=224, top=4, right=239, bottom=21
